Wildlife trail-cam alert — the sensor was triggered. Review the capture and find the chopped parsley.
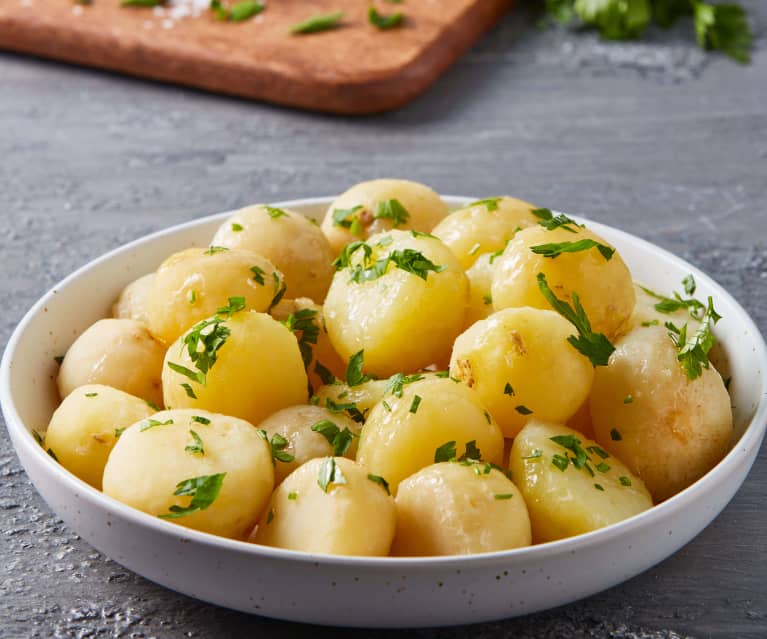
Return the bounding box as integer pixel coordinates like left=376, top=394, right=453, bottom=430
left=84, top=392, right=98, bottom=398
left=250, top=265, right=266, bottom=285
left=317, top=457, right=347, bottom=492
left=594, top=483, right=605, bottom=491
left=314, top=361, right=337, bottom=386
left=537, top=272, right=615, bottom=366
left=231, top=222, right=243, bottom=232
left=266, top=509, right=274, bottom=524
left=373, top=199, right=410, bottom=226
left=191, top=415, right=211, bottom=425
left=531, top=208, right=581, bottom=233
left=333, top=241, right=445, bottom=283
left=54, top=355, right=65, bottom=365
left=32, top=430, right=44, bottom=445
left=409, top=394, right=422, bottom=414
left=551, top=454, right=569, bottom=471
left=515, top=405, right=533, bottom=415
left=203, top=246, right=229, bottom=255
left=288, top=491, right=298, bottom=500
left=283, top=308, right=320, bottom=368
left=503, top=383, right=515, bottom=396
left=185, top=430, right=205, bottom=455
left=619, top=476, right=632, bottom=487
left=311, top=420, right=357, bottom=456
left=383, top=372, right=424, bottom=397
left=434, top=440, right=457, bottom=463
left=345, top=350, right=373, bottom=386
left=483, top=293, right=493, bottom=305
left=494, top=493, right=514, bottom=500
left=468, top=243, right=481, bottom=256
left=469, top=197, right=502, bottom=212
left=114, top=427, right=126, bottom=438
left=641, top=319, right=659, bottom=327
left=159, top=473, right=226, bottom=519
left=140, top=418, right=174, bottom=432
left=610, top=428, right=623, bottom=441
left=47, top=447, right=59, bottom=462
left=332, top=205, right=365, bottom=235
left=210, top=0, right=264, bottom=22
left=488, top=242, right=510, bottom=264
left=265, top=206, right=288, bottom=219
left=290, top=11, right=344, bottom=34
left=596, top=462, right=610, bottom=473
left=181, top=383, right=197, bottom=399
left=368, top=6, right=404, bottom=29
left=367, top=474, right=391, bottom=495
left=530, top=239, right=615, bottom=261
left=623, top=395, right=634, bottom=404
left=434, top=440, right=482, bottom=463
left=257, top=431, right=294, bottom=464
left=522, top=449, right=543, bottom=460
left=268, top=273, right=287, bottom=312
left=324, top=398, right=367, bottom=424
left=639, top=276, right=706, bottom=318
left=187, top=289, right=197, bottom=304
left=665, top=296, right=721, bottom=380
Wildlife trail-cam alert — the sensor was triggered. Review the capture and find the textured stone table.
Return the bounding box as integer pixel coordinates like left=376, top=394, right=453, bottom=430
left=1, top=2, right=766, bottom=637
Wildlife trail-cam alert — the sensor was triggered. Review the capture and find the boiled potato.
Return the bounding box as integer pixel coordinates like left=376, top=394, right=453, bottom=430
left=270, top=297, right=346, bottom=394
left=145, top=247, right=284, bottom=345
left=58, top=318, right=165, bottom=407
left=254, top=457, right=395, bottom=556
left=321, top=179, right=449, bottom=254
left=43, top=385, right=153, bottom=489
left=392, top=462, right=531, bottom=556
left=464, top=252, right=496, bottom=328
left=449, top=307, right=594, bottom=438
left=491, top=224, right=635, bottom=339
left=431, top=196, right=539, bottom=269
left=257, top=405, right=360, bottom=484
left=324, top=230, right=468, bottom=376
left=163, top=309, right=308, bottom=426
left=112, top=273, right=155, bottom=325
left=590, top=325, right=732, bottom=502
left=356, top=377, right=504, bottom=493
left=103, top=409, right=273, bottom=539
left=509, top=420, right=653, bottom=543
left=211, top=205, right=335, bottom=302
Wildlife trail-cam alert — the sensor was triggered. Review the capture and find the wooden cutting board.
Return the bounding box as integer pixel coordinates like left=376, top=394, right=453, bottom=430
left=0, top=0, right=514, bottom=114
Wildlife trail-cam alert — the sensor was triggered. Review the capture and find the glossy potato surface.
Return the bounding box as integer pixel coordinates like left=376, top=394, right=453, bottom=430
left=212, top=205, right=335, bottom=302
left=103, top=409, right=274, bottom=539
left=590, top=326, right=732, bottom=502
left=324, top=230, right=468, bottom=376
left=44, top=385, right=153, bottom=489
left=449, top=307, right=594, bottom=438
left=464, top=253, right=496, bottom=328
left=58, top=318, right=165, bottom=407
left=112, top=273, right=155, bottom=325
left=509, top=421, right=653, bottom=543
left=254, top=457, right=395, bottom=556
left=392, top=462, right=531, bottom=556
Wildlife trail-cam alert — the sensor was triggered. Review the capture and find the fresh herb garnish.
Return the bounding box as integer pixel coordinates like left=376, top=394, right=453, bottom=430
left=203, top=246, right=229, bottom=255
left=332, top=205, right=365, bottom=235
left=140, top=418, right=174, bottom=432
left=250, top=265, right=266, bottom=285
left=265, top=206, right=288, bottom=219
left=594, top=483, right=605, bottom=491
left=114, top=427, right=126, bottom=438
left=210, top=0, right=264, bottom=21
left=268, top=273, right=287, bottom=312
left=367, top=473, right=391, bottom=495
left=482, top=293, right=493, bottom=305
left=84, top=392, right=98, bottom=398
left=619, top=476, right=632, bottom=487
left=469, top=197, right=502, bottom=212
left=288, top=491, right=298, bottom=500
left=231, top=222, right=243, bottom=232
left=537, top=272, right=615, bottom=366
left=120, top=0, right=164, bottom=6
left=515, top=405, right=533, bottom=415
left=257, top=430, right=295, bottom=464
left=531, top=208, right=581, bottom=233
left=503, top=383, right=514, bottom=396
left=639, top=277, right=706, bottom=318
left=187, top=289, right=197, bottom=304
left=488, top=241, right=510, bottom=264
left=434, top=440, right=482, bottom=463
left=494, top=493, right=514, bottom=500
left=623, top=395, right=634, bottom=404
left=290, top=11, right=344, bottom=34
left=409, top=394, right=422, bottom=414
left=665, top=296, right=721, bottom=380
left=434, top=440, right=457, bottom=463
left=324, top=398, right=367, bottom=424
left=317, top=457, right=347, bottom=492
left=185, top=430, right=205, bottom=455
left=383, top=372, right=424, bottom=397
left=333, top=241, right=445, bottom=283
left=266, top=509, right=274, bottom=524
left=551, top=454, right=569, bottom=471
left=191, top=415, right=210, bottom=425
left=283, top=308, right=320, bottom=368
left=311, top=420, right=357, bottom=456
left=373, top=199, right=410, bottom=226
left=368, top=6, right=404, bottom=30
left=522, top=449, right=543, bottom=460
left=610, top=428, right=623, bottom=441
left=530, top=239, right=614, bottom=261
left=346, top=350, right=373, bottom=386
left=314, top=361, right=336, bottom=386
left=642, top=319, right=659, bottom=327
left=54, top=355, right=64, bottom=365
left=181, top=383, right=197, bottom=399
left=159, top=473, right=226, bottom=519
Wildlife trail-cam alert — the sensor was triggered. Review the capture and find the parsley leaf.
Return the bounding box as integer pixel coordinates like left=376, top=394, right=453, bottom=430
left=250, top=265, right=266, bottom=285
left=257, top=431, right=295, bottom=464
left=283, top=308, right=320, bottom=368
left=573, top=0, right=651, bottom=40
left=469, top=197, right=502, bottom=212
left=185, top=430, right=205, bottom=455
left=311, top=420, right=357, bottom=456
left=369, top=7, right=404, bottom=30
left=494, top=493, right=514, bottom=500
left=434, top=441, right=457, bottom=463
left=291, top=11, right=344, bottom=34
left=531, top=239, right=615, bottom=261
left=346, top=350, right=373, bottom=386
left=140, top=418, right=174, bottom=432
left=531, top=208, right=581, bottom=233
left=332, top=205, right=365, bottom=235
left=694, top=1, right=751, bottom=63
left=317, top=457, right=347, bottom=492
left=373, top=199, right=410, bottom=226
left=537, top=272, right=615, bottom=366
left=367, top=474, right=391, bottom=494
left=314, top=361, right=337, bottom=386
left=409, top=394, right=422, bottom=414
left=665, top=296, right=721, bottom=380
left=334, top=241, right=445, bottom=283
left=265, top=206, right=288, bottom=219
left=210, top=0, right=264, bottom=21
left=159, top=473, right=226, bottom=519
left=383, top=372, right=425, bottom=397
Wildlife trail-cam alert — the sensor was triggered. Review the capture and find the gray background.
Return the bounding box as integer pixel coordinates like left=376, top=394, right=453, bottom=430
left=1, top=1, right=766, bottom=637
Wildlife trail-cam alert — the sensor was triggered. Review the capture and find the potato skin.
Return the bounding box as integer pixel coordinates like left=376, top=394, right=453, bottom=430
left=257, top=404, right=360, bottom=485
left=254, top=457, right=396, bottom=556
left=103, top=409, right=274, bottom=539
left=58, top=318, right=165, bottom=407
left=356, top=377, right=504, bottom=493
left=590, top=326, right=732, bottom=502
left=44, top=385, right=153, bottom=489
left=211, top=205, right=335, bottom=303
left=510, top=421, right=653, bottom=543
left=324, top=230, right=468, bottom=377
left=491, top=225, right=635, bottom=339
left=162, top=310, right=308, bottom=426
left=432, top=196, right=539, bottom=269
left=321, top=179, right=449, bottom=254
left=112, top=273, right=155, bottom=325
left=392, top=462, right=531, bottom=556
left=146, top=247, right=283, bottom=345
left=449, top=307, right=594, bottom=438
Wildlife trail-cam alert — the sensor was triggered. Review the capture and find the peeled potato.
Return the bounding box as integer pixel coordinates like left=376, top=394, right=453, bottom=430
left=58, top=318, right=165, bottom=407
left=270, top=297, right=346, bottom=394
left=431, top=196, right=539, bottom=269
left=103, top=409, right=273, bottom=539
left=449, top=307, right=594, bottom=438
left=491, top=224, right=635, bottom=339
left=146, top=247, right=284, bottom=345
left=392, top=462, right=531, bottom=556
left=321, top=179, right=449, bottom=254
left=163, top=310, right=308, bottom=426
left=43, top=385, right=153, bottom=489
left=112, top=273, right=155, bottom=324
left=211, top=205, right=335, bottom=302
left=628, top=282, right=702, bottom=333
left=257, top=405, right=360, bottom=485
left=324, top=230, right=468, bottom=376
left=254, top=457, right=395, bottom=556
left=590, top=325, right=732, bottom=502
left=510, top=420, right=653, bottom=543
left=356, top=377, right=504, bottom=493
left=464, top=253, right=496, bottom=328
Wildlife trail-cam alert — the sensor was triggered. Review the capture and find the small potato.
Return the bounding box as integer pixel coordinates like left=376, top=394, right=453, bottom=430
left=449, top=307, right=594, bottom=438
left=464, top=253, right=496, bottom=328
left=491, top=224, right=635, bottom=339
left=211, top=205, right=335, bottom=302
left=270, top=298, right=346, bottom=394
left=321, top=179, right=449, bottom=254
left=58, top=319, right=165, bottom=407
left=163, top=309, right=308, bottom=426
left=590, top=326, right=732, bottom=502
left=431, top=196, right=539, bottom=269
left=324, top=230, right=468, bottom=376
left=509, top=421, right=653, bottom=543
left=392, top=462, right=531, bottom=556
left=628, top=283, right=701, bottom=333
left=43, top=385, right=153, bottom=489
left=356, top=377, right=504, bottom=493
left=146, top=247, right=284, bottom=345
left=258, top=405, right=360, bottom=485
left=254, top=457, right=395, bottom=556
left=103, top=409, right=274, bottom=539
left=112, top=273, right=155, bottom=324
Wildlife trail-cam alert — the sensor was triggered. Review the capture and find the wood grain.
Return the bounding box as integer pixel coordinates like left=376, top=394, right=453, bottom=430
left=0, top=0, right=514, bottom=113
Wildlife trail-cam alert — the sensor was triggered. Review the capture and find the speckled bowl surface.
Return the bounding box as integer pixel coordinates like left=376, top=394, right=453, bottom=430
left=2, top=196, right=766, bottom=628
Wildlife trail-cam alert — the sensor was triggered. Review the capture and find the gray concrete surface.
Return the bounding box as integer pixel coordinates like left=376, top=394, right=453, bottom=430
left=1, top=1, right=766, bottom=637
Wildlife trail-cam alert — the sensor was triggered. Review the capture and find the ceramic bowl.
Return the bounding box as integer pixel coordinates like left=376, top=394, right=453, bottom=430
left=2, top=197, right=766, bottom=628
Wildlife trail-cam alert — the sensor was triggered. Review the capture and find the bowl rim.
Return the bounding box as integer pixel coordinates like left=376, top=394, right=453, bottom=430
left=2, top=195, right=766, bottom=569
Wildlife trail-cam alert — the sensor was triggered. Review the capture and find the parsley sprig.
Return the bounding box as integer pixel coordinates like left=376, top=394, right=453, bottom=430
left=333, top=241, right=446, bottom=283
left=317, top=457, right=348, bottom=492
left=210, top=0, right=264, bottom=21
left=311, top=420, right=357, bottom=456
left=665, top=296, right=721, bottom=380
left=639, top=275, right=705, bottom=319
left=530, top=238, right=615, bottom=261
left=282, top=308, right=320, bottom=368
left=159, top=473, right=226, bottom=519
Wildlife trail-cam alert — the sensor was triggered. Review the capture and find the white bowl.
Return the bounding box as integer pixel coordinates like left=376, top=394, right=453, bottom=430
left=2, top=197, right=766, bottom=628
